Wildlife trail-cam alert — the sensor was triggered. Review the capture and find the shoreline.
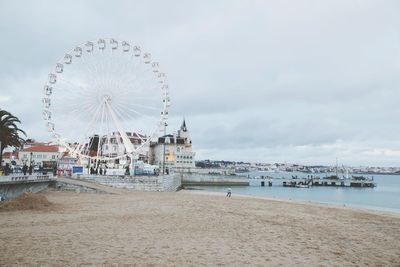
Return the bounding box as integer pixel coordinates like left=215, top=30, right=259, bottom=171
left=180, top=189, right=400, bottom=218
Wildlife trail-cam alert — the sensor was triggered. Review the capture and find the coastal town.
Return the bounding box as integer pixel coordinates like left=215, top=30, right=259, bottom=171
left=1, top=119, right=196, bottom=176
left=1, top=1, right=400, bottom=266
left=3, top=129, right=399, bottom=177
left=197, top=160, right=400, bottom=175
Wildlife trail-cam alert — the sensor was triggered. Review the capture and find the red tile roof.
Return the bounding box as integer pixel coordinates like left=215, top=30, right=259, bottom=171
left=21, top=145, right=59, bottom=153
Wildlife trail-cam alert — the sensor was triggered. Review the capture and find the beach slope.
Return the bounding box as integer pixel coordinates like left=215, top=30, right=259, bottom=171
left=0, top=190, right=399, bottom=266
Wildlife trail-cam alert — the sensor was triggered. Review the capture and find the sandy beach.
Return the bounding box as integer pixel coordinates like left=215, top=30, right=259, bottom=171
left=1, top=189, right=400, bottom=266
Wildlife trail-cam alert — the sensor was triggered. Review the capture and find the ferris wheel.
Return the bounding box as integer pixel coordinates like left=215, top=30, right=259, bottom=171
left=42, top=38, right=170, bottom=162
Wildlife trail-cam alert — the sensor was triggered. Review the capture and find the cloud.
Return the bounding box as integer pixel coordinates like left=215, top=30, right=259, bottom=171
left=0, top=0, right=400, bottom=166
left=0, top=95, right=10, bottom=102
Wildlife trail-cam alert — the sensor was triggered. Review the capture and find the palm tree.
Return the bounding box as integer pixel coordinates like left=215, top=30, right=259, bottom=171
left=0, top=109, right=26, bottom=166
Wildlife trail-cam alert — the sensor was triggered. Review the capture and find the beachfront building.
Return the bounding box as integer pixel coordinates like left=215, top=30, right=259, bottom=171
left=18, top=145, right=60, bottom=166
left=100, top=132, right=149, bottom=161
left=148, top=120, right=196, bottom=171
left=1, top=151, right=19, bottom=165
left=57, top=156, right=78, bottom=176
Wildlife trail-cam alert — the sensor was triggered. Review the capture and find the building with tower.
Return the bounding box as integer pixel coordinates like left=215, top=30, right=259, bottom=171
left=148, top=119, right=196, bottom=171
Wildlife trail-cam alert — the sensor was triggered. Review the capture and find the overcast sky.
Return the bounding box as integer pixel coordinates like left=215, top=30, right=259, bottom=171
left=0, top=0, right=399, bottom=166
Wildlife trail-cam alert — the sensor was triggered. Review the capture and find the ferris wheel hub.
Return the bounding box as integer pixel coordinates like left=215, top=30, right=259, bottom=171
left=102, top=94, right=112, bottom=103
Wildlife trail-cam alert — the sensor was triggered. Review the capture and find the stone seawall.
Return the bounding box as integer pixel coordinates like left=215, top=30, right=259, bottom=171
left=162, top=173, right=182, bottom=192
left=0, top=175, right=55, bottom=200
left=77, top=173, right=181, bottom=192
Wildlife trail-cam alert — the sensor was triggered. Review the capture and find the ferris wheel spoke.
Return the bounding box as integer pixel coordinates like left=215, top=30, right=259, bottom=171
left=114, top=102, right=148, bottom=119
left=104, top=100, right=134, bottom=154
left=111, top=52, right=148, bottom=85
left=126, top=71, right=155, bottom=93
left=95, top=103, right=106, bottom=159
left=115, top=66, right=154, bottom=94
left=57, top=77, right=92, bottom=96
left=103, top=108, right=112, bottom=159
left=113, top=103, right=157, bottom=140
left=111, top=104, right=148, bottom=144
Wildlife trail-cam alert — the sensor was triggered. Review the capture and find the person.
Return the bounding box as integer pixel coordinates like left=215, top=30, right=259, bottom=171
left=125, top=165, right=130, bottom=176
left=99, top=168, right=103, bottom=175
left=103, top=168, right=107, bottom=175
left=226, top=187, right=232, bottom=197
left=22, top=164, right=28, bottom=175
left=28, top=165, right=33, bottom=175
left=4, top=163, right=10, bottom=176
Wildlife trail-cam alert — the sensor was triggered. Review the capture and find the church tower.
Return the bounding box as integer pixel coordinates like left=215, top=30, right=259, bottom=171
left=178, top=119, right=191, bottom=145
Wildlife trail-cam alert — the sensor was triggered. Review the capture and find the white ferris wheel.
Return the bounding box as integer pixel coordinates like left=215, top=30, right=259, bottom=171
left=42, top=38, right=170, bottom=163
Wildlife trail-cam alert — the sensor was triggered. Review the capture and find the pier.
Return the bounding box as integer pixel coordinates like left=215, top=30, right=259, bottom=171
left=248, top=175, right=376, bottom=188
left=282, top=177, right=376, bottom=188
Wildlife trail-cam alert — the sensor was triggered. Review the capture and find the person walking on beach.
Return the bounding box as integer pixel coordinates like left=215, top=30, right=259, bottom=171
left=226, top=187, right=232, bottom=197
left=22, top=164, right=28, bottom=175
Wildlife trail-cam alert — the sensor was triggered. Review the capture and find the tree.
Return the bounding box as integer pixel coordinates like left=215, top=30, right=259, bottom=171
left=0, top=109, right=26, bottom=166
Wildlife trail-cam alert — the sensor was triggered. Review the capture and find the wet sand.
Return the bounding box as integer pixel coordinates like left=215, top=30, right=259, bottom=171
left=1, top=189, right=399, bottom=266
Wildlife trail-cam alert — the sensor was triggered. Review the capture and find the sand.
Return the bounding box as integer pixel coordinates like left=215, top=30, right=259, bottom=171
left=0, top=189, right=399, bottom=266
left=0, top=192, right=54, bottom=212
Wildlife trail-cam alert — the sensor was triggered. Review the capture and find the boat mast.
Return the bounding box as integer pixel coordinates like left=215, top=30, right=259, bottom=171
left=335, top=157, right=338, bottom=177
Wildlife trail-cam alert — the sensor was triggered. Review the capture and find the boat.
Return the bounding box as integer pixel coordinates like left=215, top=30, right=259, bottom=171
left=295, top=184, right=309, bottom=188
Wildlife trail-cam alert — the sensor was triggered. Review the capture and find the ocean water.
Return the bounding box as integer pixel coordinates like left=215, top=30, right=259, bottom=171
left=190, top=171, right=400, bottom=213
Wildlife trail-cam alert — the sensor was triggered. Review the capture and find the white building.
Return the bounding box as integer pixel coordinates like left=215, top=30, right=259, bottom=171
left=149, top=120, right=196, bottom=171
left=100, top=132, right=149, bottom=161
left=1, top=151, right=19, bottom=165
left=18, top=145, right=60, bottom=166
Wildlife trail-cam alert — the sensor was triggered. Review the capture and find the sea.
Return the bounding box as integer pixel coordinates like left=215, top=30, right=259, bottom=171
left=190, top=171, right=400, bottom=213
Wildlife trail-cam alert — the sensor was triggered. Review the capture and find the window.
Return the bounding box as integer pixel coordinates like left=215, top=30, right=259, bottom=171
left=43, top=155, right=47, bottom=159
left=52, top=155, right=56, bottom=160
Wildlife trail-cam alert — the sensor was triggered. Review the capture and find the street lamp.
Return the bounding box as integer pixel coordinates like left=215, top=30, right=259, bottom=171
left=162, top=122, right=168, bottom=175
